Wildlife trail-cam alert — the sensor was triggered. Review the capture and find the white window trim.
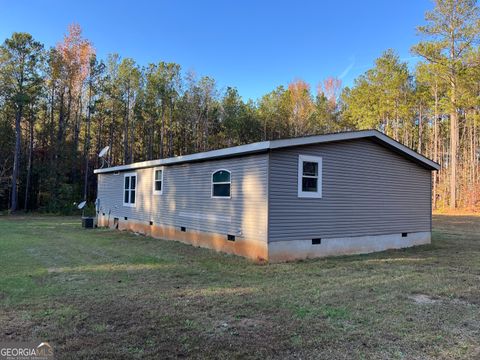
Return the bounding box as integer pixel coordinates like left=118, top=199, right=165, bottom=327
left=152, top=167, right=164, bottom=195
left=298, top=155, right=322, bottom=198
left=123, top=172, right=137, bottom=207
left=211, top=169, right=231, bottom=199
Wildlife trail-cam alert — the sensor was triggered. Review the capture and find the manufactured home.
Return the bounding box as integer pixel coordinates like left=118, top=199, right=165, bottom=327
left=94, top=130, right=439, bottom=262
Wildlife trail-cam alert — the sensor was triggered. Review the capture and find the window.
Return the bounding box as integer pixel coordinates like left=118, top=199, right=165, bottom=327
left=123, top=172, right=137, bottom=206
left=212, top=169, right=231, bottom=198
left=298, top=155, right=322, bottom=198
left=153, top=168, right=163, bottom=195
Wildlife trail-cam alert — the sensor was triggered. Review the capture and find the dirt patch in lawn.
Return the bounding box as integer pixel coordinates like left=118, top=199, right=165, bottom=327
left=409, top=294, right=441, bottom=304
left=33, top=295, right=301, bottom=359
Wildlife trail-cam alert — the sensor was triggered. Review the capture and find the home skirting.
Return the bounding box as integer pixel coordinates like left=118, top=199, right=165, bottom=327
left=268, top=231, right=431, bottom=262
left=97, top=215, right=268, bottom=262
left=97, top=215, right=430, bottom=263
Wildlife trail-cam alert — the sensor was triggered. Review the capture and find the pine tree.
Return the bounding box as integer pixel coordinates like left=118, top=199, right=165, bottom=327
left=0, top=33, right=43, bottom=212
left=412, top=0, right=480, bottom=208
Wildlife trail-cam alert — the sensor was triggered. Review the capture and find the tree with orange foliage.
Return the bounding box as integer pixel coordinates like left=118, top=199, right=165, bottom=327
left=318, top=77, right=342, bottom=108
left=56, top=23, right=94, bottom=146
left=53, top=24, right=94, bottom=193
left=287, top=79, right=315, bottom=136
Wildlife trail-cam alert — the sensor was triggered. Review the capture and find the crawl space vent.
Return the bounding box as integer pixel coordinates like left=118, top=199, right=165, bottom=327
left=312, top=238, right=321, bottom=245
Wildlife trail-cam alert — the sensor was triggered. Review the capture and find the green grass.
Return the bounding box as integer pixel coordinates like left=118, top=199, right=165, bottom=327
left=0, top=215, right=479, bottom=359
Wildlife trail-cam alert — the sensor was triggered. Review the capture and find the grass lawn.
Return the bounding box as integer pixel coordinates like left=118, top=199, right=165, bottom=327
left=0, top=215, right=479, bottom=359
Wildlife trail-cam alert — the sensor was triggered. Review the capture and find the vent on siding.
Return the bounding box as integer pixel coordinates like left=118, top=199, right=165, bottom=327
left=180, top=226, right=186, bottom=232
left=114, top=171, right=120, bottom=175
left=102, top=212, right=105, bottom=216
left=312, top=238, right=321, bottom=245
left=149, top=221, right=153, bottom=226
left=402, top=232, right=408, bottom=238
left=227, top=234, right=235, bottom=241
left=124, top=217, right=128, bottom=221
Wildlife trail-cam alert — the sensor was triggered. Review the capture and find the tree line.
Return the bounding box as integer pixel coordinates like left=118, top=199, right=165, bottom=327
left=1, top=0, right=479, bottom=213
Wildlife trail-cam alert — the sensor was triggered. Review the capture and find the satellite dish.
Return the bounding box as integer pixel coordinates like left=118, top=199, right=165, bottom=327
left=98, top=146, right=111, bottom=168
left=77, top=201, right=87, bottom=210
left=98, top=146, right=110, bottom=158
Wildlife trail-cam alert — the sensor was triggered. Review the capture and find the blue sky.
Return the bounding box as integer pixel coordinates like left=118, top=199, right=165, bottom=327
left=1, top=0, right=431, bottom=100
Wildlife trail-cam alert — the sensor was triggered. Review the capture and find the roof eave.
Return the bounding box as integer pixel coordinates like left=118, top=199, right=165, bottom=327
left=372, top=131, right=440, bottom=170
left=94, top=129, right=440, bottom=174
left=93, top=141, right=270, bottom=174
left=269, top=129, right=439, bottom=170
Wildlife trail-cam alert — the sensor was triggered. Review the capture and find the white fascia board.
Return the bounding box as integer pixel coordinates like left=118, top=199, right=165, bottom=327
left=94, top=141, right=270, bottom=174
left=269, top=130, right=378, bottom=149
left=373, top=132, right=440, bottom=170
left=94, top=129, right=440, bottom=174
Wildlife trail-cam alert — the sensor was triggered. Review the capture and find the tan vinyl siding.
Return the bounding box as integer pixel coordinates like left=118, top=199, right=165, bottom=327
left=268, top=138, right=432, bottom=242
left=97, top=153, right=268, bottom=243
